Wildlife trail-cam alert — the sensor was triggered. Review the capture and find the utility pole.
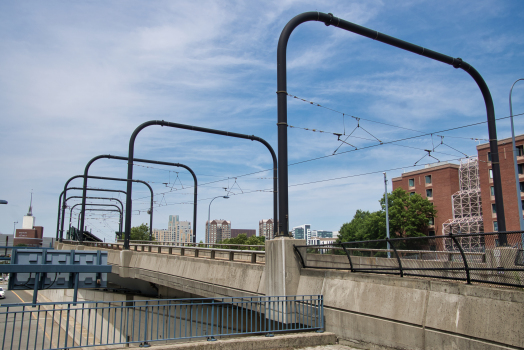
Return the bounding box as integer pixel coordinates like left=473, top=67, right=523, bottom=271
left=384, top=173, right=391, bottom=258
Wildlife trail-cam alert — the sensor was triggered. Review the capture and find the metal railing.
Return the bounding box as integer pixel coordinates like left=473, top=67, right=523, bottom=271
left=117, top=240, right=265, bottom=250
left=0, top=295, right=323, bottom=350
left=61, top=240, right=265, bottom=264
left=294, top=231, right=524, bottom=289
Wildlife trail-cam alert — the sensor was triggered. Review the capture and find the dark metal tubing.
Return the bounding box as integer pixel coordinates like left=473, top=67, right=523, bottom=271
left=292, top=245, right=307, bottom=268
left=63, top=195, right=125, bottom=240
left=56, top=187, right=127, bottom=240
left=125, top=120, right=278, bottom=249
left=69, top=202, right=123, bottom=235
left=277, top=11, right=506, bottom=238
left=387, top=239, right=403, bottom=277
left=449, top=232, right=471, bottom=284
left=59, top=175, right=128, bottom=240
left=339, top=243, right=355, bottom=272
left=61, top=175, right=153, bottom=243
left=79, top=155, right=198, bottom=247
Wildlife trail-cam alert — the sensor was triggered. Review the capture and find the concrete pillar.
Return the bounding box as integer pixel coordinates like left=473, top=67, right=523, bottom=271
left=119, top=250, right=133, bottom=278
left=265, top=237, right=305, bottom=296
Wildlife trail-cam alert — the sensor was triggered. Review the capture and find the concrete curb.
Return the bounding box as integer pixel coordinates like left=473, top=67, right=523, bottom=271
left=136, top=332, right=337, bottom=350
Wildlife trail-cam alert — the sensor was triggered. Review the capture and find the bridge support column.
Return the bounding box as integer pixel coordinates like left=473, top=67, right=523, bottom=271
left=265, top=237, right=305, bottom=296
left=119, top=250, right=133, bottom=278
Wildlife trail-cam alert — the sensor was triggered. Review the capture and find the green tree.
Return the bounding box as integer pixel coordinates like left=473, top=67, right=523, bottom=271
left=381, top=188, right=437, bottom=239
left=219, top=234, right=265, bottom=250
left=130, top=223, right=154, bottom=241
left=337, top=188, right=436, bottom=246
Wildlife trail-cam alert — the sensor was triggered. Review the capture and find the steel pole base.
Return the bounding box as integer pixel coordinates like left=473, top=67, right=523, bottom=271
left=139, top=342, right=151, bottom=347
left=207, top=336, right=217, bottom=341
left=265, top=333, right=274, bottom=337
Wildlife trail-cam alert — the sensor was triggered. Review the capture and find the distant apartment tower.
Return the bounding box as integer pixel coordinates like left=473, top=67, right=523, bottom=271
left=292, top=224, right=311, bottom=240
left=392, top=162, right=460, bottom=236
left=152, top=215, right=192, bottom=243
left=312, top=230, right=333, bottom=238
left=206, top=219, right=231, bottom=243
left=259, top=219, right=274, bottom=240
left=230, top=229, right=256, bottom=239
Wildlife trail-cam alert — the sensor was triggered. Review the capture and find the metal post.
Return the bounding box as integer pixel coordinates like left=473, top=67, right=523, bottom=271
left=125, top=121, right=277, bottom=249
left=384, top=172, right=391, bottom=258
left=207, top=196, right=229, bottom=244
left=510, top=78, right=524, bottom=247
left=277, top=11, right=505, bottom=239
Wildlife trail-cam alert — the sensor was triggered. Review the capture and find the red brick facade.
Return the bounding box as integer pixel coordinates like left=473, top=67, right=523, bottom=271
left=477, top=135, right=524, bottom=232
left=13, top=226, right=43, bottom=247
left=392, top=163, right=460, bottom=236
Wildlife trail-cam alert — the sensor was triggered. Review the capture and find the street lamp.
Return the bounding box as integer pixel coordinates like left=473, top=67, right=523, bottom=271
left=509, top=78, right=524, bottom=245
left=0, top=200, right=7, bottom=204
left=207, top=196, right=229, bottom=244
left=13, top=221, right=17, bottom=235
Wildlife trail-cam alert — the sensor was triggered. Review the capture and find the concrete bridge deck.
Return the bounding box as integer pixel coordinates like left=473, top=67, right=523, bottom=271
left=56, top=240, right=524, bottom=350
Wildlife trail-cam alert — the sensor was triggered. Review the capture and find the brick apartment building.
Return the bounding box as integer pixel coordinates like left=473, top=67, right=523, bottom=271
left=230, top=229, right=256, bottom=239
left=392, top=163, right=460, bottom=236
left=205, top=219, right=231, bottom=243
left=477, top=134, right=524, bottom=232
left=259, top=219, right=274, bottom=240
left=393, top=134, right=524, bottom=240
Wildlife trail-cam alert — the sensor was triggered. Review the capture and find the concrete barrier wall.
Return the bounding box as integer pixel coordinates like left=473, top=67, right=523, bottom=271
left=59, top=243, right=266, bottom=298
left=296, top=269, right=524, bottom=349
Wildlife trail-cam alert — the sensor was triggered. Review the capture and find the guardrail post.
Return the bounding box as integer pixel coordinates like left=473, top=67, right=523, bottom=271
left=194, top=249, right=199, bottom=258
left=228, top=251, right=234, bottom=261
left=449, top=233, right=471, bottom=284
left=387, top=238, right=403, bottom=277
left=140, top=301, right=150, bottom=347
left=251, top=252, right=256, bottom=263
left=340, top=243, right=355, bottom=272
left=157, top=247, right=161, bottom=253
left=180, top=248, right=185, bottom=256
left=210, top=250, right=215, bottom=259
left=168, top=247, right=172, bottom=255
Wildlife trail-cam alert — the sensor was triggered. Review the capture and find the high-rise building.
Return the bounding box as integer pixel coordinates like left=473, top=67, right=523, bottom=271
left=205, top=219, right=231, bottom=243
left=312, top=230, right=333, bottom=238
left=292, top=224, right=311, bottom=240
left=259, top=219, right=274, bottom=240
left=230, top=229, right=256, bottom=239
left=152, top=215, right=192, bottom=243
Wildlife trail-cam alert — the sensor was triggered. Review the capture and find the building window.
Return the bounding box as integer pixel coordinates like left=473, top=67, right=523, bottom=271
left=428, top=230, right=435, bottom=237
left=488, top=152, right=492, bottom=162
left=408, top=178, right=415, bottom=187
left=410, top=192, right=415, bottom=196
left=492, top=203, right=497, bottom=214
left=426, top=189, right=433, bottom=198
left=425, top=175, right=432, bottom=184
left=521, top=182, right=524, bottom=192
left=489, top=169, right=493, bottom=179
left=518, top=145, right=524, bottom=157
left=519, top=164, right=524, bottom=175
left=493, top=221, right=498, bottom=232
left=490, top=186, right=495, bottom=196
left=428, top=217, right=434, bottom=226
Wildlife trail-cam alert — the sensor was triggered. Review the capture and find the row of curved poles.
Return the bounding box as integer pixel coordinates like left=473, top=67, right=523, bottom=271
left=57, top=11, right=507, bottom=248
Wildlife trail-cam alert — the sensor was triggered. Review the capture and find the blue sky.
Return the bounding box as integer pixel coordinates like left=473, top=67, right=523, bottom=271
left=1, top=0, right=523, bottom=242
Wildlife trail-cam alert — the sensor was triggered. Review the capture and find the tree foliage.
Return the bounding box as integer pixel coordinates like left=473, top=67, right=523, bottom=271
left=219, top=234, right=265, bottom=250
left=130, top=223, right=154, bottom=241
left=337, top=188, right=436, bottom=246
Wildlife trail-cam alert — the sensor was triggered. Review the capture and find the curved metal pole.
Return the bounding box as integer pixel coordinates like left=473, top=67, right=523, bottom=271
left=66, top=197, right=124, bottom=239
left=61, top=175, right=153, bottom=243
left=277, top=11, right=506, bottom=238
left=58, top=176, right=127, bottom=240
left=510, top=79, right=524, bottom=245
left=78, top=208, right=121, bottom=241
left=125, top=120, right=278, bottom=249
left=59, top=189, right=126, bottom=241
left=207, top=196, right=229, bottom=243
left=79, top=154, right=198, bottom=246
left=69, top=203, right=123, bottom=238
